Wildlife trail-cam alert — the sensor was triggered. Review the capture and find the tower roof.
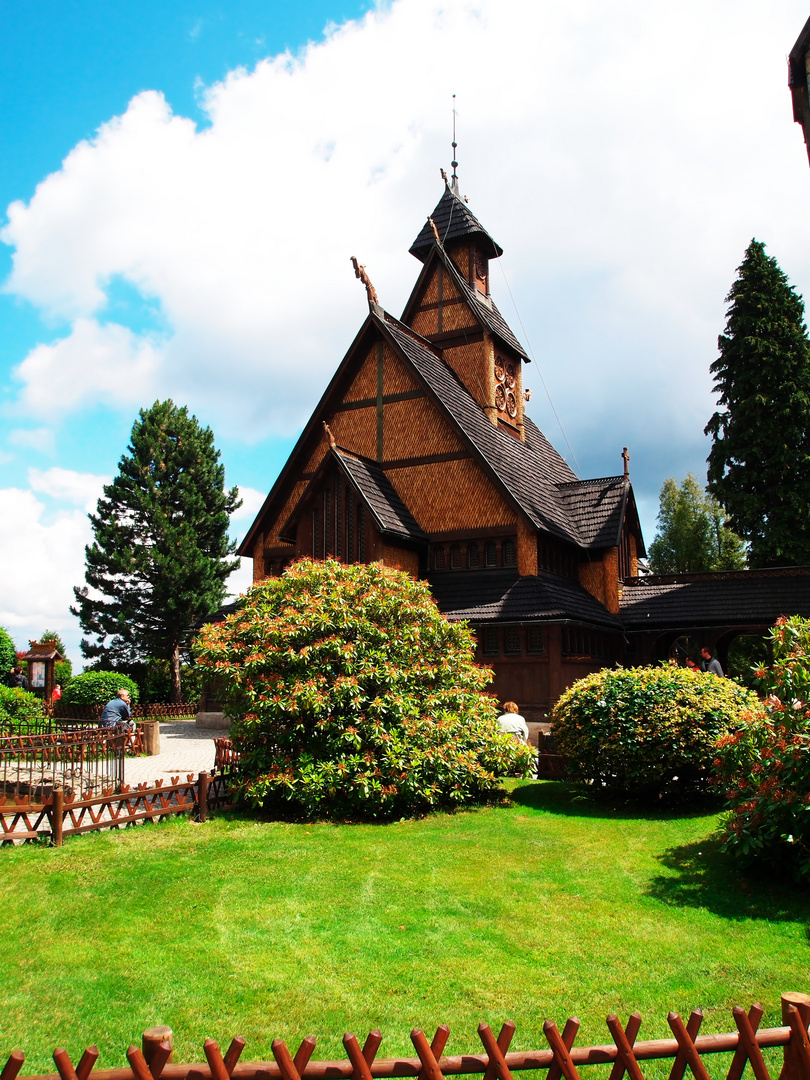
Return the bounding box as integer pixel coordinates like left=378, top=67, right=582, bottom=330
left=409, top=184, right=503, bottom=263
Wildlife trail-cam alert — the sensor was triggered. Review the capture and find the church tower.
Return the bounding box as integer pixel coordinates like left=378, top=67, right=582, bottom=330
left=402, top=175, right=530, bottom=442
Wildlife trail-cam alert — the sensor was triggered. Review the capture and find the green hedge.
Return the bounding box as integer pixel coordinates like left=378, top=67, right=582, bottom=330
left=552, top=665, right=761, bottom=802
left=61, top=671, right=140, bottom=708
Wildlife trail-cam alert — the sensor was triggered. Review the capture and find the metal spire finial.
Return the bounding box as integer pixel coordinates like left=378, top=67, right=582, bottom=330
left=450, top=94, right=459, bottom=195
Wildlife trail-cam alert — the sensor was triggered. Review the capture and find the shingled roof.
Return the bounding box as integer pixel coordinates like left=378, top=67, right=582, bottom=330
left=380, top=313, right=627, bottom=549
left=429, top=568, right=623, bottom=629
left=433, top=245, right=529, bottom=360
left=409, top=185, right=503, bottom=262
left=621, top=568, right=810, bottom=629
left=557, top=477, right=629, bottom=549
left=280, top=444, right=428, bottom=546
left=334, top=449, right=428, bottom=544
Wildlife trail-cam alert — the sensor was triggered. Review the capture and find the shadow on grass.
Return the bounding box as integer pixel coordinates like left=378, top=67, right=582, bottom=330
left=508, top=780, right=720, bottom=822
left=645, top=833, right=810, bottom=925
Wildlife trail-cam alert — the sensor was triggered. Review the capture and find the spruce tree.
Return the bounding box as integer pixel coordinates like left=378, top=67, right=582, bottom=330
left=72, top=400, right=241, bottom=701
left=648, top=474, right=746, bottom=574
left=705, top=239, right=810, bottom=567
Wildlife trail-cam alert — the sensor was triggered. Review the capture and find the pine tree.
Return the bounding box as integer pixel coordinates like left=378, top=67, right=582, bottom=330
left=72, top=400, right=241, bottom=701
left=705, top=239, right=810, bottom=567
left=648, top=475, right=747, bottom=574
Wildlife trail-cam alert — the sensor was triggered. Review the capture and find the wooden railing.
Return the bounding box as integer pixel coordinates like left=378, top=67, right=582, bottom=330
left=0, top=769, right=232, bottom=846
left=47, top=703, right=198, bottom=721
left=4, top=993, right=810, bottom=1080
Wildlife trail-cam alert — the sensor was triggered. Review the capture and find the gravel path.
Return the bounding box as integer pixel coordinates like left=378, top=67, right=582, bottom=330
left=125, top=719, right=225, bottom=787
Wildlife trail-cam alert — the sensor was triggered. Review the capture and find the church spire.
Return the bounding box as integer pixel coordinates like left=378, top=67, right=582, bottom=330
left=450, top=94, right=460, bottom=196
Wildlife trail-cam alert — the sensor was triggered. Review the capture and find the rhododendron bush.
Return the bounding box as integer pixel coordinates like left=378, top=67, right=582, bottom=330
left=714, top=617, right=810, bottom=880
left=194, top=559, right=533, bottom=819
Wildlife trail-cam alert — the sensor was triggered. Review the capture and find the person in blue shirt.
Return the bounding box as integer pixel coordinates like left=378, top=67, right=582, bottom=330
left=99, top=688, right=133, bottom=729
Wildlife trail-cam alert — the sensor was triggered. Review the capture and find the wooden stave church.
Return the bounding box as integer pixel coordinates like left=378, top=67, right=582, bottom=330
left=237, top=174, right=646, bottom=725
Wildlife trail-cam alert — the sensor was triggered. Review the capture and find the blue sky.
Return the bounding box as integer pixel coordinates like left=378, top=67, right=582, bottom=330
left=2, top=0, right=810, bottom=666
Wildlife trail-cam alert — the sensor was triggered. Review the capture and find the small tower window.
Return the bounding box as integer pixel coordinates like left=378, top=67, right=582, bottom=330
left=483, top=628, right=499, bottom=655
left=503, top=539, right=517, bottom=566
left=450, top=544, right=462, bottom=569
left=468, top=541, right=480, bottom=568
left=527, top=627, right=544, bottom=654
left=504, top=627, right=521, bottom=655
left=485, top=540, right=497, bottom=567
left=434, top=545, right=446, bottom=570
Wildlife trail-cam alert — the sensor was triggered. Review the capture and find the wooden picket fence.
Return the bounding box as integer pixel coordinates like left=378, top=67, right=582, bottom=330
left=3, top=993, right=810, bottom=1080
left=0, top=769, right=233, bottom=846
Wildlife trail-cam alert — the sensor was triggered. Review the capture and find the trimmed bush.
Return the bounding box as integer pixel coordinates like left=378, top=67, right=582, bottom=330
left=61, top=671, right=139, bottom=707
left=552, top=665, right=761, bottom=802
left=194, top=558, right=534, bottom=819
left=0, top=627, right=16, bottom=680
left=0, top=685, right=44, bottom=725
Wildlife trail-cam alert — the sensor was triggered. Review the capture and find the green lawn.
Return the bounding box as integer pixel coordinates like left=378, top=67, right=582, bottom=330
left=0, top=780, right=808, bottom=1077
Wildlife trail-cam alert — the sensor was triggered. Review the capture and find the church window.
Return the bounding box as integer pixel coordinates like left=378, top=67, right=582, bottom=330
left=335, top=480, right=342, bottom=558
left=527, top=627, right=544, bottom=654
left=312, top=508, right=320, bottom=560
left=503, top=538, right=517, bottom=566
left=434, top=545, right=446, bottom=570
left=357, top=504, right=365, bottom=561
left=483, top=628, right=499, bottom=655
left=494, top=356, right=518, bottom=418
left=345, top=488, right=354, bottom=562
left=504, top=627, right=521, bottom=655
left=485, top=540, right=497, bottom=567
left=450, top=544, right=462, bottom=569
left=468, top=541, right=480, bottom=568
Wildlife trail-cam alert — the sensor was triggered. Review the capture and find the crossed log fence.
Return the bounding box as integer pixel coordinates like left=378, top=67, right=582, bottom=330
left=3, top=993, right=810, bottom=1080
left=0, top=769, right=233, bottom=845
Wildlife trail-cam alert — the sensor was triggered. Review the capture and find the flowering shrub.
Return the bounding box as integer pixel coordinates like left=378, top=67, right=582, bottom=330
left=194, top=558, right=534, bottom=819
left=61, top=671, right=140, bottom=707
left=552, top=665, right=760, bottom=802
left=750, top=615, right=810, bottom=702
left=714, top=617, right=810, bottom=880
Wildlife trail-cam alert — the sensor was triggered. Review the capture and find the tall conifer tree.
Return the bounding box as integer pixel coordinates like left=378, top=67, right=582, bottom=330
left=705, top=239, right=810, bottom=567
left=72, top=400, right=241, bottom=701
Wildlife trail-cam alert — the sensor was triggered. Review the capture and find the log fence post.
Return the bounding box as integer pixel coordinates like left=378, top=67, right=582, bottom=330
left=781, top=992, right=810, bottom=1080
left=142, top=1027, right=173, bottom=1065
left=50, top=781, right=64, bottom=847
left=198, top=771, right=209, bottom=823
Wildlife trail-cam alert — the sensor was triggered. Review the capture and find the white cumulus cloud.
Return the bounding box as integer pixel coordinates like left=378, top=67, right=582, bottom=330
left=12, top=318, right=161, bottom=418
left=2, top=0, right=806, bottom=457
left=0, top=487, right=93, bottom=660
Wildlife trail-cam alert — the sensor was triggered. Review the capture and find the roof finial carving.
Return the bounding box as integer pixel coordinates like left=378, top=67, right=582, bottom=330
left=428, top=217, right=441, bottom=246
left=622, top=446, right=630, bottom=479
left=450, top=94, right=460, bottom=196
left=350, top=256, right=379, bottom=309
left=323, top=422, right=336, bottom=449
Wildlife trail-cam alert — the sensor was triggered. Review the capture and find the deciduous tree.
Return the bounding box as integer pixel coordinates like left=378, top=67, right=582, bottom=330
left=72, top=400, right=241, bottom=701
left=705, top=239, right=810, bottom=566
left=647, top=474, right=746, bottom=574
